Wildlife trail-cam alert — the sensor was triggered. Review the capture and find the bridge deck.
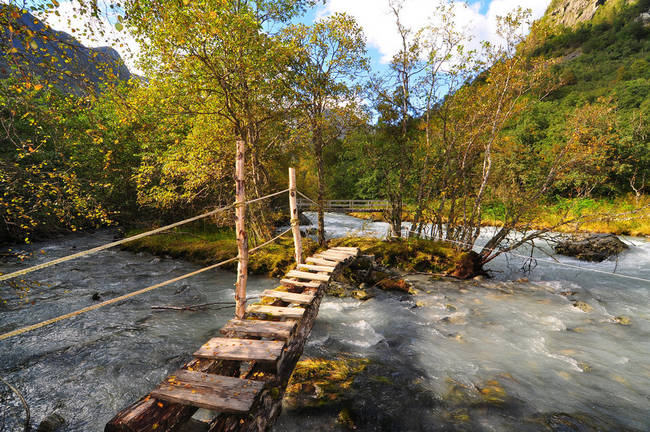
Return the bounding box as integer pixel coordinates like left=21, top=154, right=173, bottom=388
left=297, top=198, right=389, bottom=213
left=106, top=246, right=359, bottom=431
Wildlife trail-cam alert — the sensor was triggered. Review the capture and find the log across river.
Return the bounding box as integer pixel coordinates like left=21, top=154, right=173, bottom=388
left=0, top=213, right=649, bottom=431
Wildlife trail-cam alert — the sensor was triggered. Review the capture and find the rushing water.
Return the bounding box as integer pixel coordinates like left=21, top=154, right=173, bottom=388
left=1, top=215, right=649, bottom=431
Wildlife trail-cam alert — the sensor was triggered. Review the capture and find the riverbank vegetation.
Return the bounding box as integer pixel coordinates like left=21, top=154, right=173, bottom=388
left=1, top=0, right=648, bottom=272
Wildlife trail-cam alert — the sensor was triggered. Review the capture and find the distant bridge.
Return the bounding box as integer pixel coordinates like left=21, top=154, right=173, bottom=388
left=297, top=199, right=390, bottom=213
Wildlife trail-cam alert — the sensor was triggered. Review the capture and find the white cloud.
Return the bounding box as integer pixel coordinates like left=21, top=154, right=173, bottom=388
left=38, top=1, right=143, bottom=74
left=319, top=0, right=552, bottom=64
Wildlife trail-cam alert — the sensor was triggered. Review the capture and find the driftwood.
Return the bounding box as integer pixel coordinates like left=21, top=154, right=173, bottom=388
left=150, top=303, right=235, bottom=312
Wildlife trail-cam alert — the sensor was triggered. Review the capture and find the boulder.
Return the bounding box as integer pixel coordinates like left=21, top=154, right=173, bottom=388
left=351, top=289, right=374, bottom=301
left=298, top=212, right=312, bottom=226
left=554, top=234, right=628, bottom=262
left=36, top=413, right=65, bottom=432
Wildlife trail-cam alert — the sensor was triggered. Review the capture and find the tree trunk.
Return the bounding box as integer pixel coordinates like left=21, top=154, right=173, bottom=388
left=314, top=133, right=326, bottom=247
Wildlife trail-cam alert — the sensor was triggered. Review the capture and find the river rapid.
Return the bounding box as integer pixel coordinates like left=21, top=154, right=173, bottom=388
left=0, top=213, right=648, bottom=431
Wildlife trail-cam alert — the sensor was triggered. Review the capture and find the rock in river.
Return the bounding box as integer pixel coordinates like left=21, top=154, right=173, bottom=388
left=554, top=234, right=628, bottom=262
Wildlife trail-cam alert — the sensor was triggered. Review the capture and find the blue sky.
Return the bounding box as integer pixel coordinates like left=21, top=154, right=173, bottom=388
left=41, top=0, right=552, bottom=76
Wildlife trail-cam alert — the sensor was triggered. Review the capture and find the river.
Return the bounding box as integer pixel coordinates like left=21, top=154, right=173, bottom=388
left=0, top=213, right=648, bottom=431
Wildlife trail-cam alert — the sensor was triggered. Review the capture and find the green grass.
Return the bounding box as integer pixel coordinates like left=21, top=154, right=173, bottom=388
left=330, top=236, right=458, bottom=273
left=122, top=223, right=318, bottom=277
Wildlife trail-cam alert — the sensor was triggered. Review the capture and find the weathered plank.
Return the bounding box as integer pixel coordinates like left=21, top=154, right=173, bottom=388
left=331, top=247, right=359, bottom=252
left=280, top=279, right=322, bottom=289
left=306, top=257, right=339, bottom=267
left=193, top=338, right=285, bottom=362
left=207, top=269, right=329, bottom=431
left=285, top=270, right=330, bottom=282
left=321, top=249, right=356, bottom=257
left=106, top=357, right=241, bottom=432
left=220, top=319, right=295, bottom=340
left=246, top=304, right=305, bottom=319
left=297, top=264, right=336, bottom=273
left=315, top=251, right=352, bottom=259
left=151, top=370, right=264, bottom=413
left=262, top=290, right=315, bottom=305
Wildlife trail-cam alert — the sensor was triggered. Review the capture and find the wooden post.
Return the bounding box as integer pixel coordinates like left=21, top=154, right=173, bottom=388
left=288, top=167, right=303, bottom=265
left=235, top=140, right=248, bottom=319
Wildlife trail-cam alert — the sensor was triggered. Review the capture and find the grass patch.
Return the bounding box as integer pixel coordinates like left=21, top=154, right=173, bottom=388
left=122, top=223, right=318, bottom=277
left=330, top=236, right=458, bottom=273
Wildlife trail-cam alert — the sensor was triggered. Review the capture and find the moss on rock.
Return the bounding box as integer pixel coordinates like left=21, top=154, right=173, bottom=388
left=284, top=357, right=370, bottom=409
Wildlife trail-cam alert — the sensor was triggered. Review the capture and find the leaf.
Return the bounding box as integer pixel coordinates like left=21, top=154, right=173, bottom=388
left=115, top=22, right=124, bottom=32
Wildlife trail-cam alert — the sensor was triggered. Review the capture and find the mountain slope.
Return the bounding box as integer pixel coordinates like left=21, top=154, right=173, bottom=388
left=0, top=5, right=133, bottom=94
left=511, top=0, right=650, bottom=195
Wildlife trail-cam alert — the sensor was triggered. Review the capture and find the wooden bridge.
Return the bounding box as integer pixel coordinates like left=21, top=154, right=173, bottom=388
left=0, top=139, right=369, bottom=432
left=297, top=198, right=389, bottom=213
left=105, top=155, right=363, bottom=431
left=106, top=246, right=360, bottom=432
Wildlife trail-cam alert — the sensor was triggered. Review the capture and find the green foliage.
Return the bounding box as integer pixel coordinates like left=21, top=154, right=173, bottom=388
left=0, top=77, right=141, bottom=243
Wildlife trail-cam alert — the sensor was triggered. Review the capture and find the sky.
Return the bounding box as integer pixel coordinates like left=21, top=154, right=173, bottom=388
left=39, top=0, right=553, bottom=76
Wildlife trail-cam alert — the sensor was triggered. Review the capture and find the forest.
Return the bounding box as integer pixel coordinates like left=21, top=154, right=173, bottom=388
left=1, top=0, right=649, bottom=261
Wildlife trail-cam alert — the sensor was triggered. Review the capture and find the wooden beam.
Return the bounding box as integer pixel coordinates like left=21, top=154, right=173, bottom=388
left=280, top=279, right=322, bottom=289
left=306, top=257, right=339, bottom=267
left=297, top=264, right=335, bottom=273
left=246, top=304, right=305, bottom=319
left=220, top=319, right=295, bottom=340
left=193, top=338, right=285, bottom=363
left=288, top=167, right=303, bottom=265
left=151, top=371, right=264, bottom=413
left=234, top=139, right=248, bottom=320
left=285, top=270, right=330, bottom=282
left=262, top=290, right=315, bottom=305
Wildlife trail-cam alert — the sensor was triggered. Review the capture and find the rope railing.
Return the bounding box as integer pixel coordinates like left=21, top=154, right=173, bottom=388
left=0, top=227, right=293, bottom=341
left=0, top=189, right=290, bottom=283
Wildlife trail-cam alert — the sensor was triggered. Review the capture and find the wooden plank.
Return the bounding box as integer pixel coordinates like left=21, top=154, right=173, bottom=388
left=151, top=370, right=264, bottom=414
left=312, top=253, right=344, bottom=262
left=220, top=319, right=295, bottom=340
left=285, top=270, right=330, bottom=282
left=262, top=290, right=315, bottom=305
left=317, top=252, right=353, bottom=261
left=324, top=249, right=356, bottom=256
left=247, top=304, right=305, bottom=319
left=306, top=257, right=339, bottom=267
left=193, top=338, right=285, bottom=362
left=297, top=264, right=336, bottom=273
left=331, top=247, right=359, bottom=253
left=280, top=279, right=322, bottom=289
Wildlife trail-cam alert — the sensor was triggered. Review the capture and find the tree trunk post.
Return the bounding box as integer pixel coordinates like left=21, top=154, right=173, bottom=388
left=288, top=167, right=303, bottom=265
left=235, top=139, right=248, bottom=319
